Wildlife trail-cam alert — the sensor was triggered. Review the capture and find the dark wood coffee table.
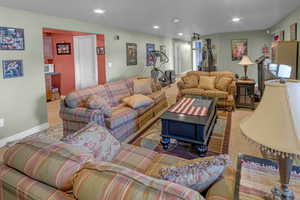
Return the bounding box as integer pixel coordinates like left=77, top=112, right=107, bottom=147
left=160, top=95, right=217, bottom=157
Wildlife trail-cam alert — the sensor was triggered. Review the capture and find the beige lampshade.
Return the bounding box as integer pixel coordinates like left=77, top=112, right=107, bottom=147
left=240, top=80, right=300, bottom=159
left=238, top=55, right=254, bottom=65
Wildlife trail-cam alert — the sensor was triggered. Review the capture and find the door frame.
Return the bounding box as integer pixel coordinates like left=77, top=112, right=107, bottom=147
left=73, top=34, right=98, bottom=90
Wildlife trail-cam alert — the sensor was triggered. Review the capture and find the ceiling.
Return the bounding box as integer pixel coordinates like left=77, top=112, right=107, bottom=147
left=1, top=0, right=300, bottom=40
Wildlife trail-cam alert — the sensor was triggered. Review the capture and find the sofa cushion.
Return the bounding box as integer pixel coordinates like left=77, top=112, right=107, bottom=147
left=104, top=80, right=131, bottom=106
left=210, top=72, right=235, bottom=83
left=199, top=76, right=216, bottom=90
left=133, top=78, right=153, bottom=95
left=73, top=162, right=204, bottom=200
left=181, top=88, right=205, bottom=96
left=216, top=77, right=233, bottom=92
left=3, top=138, right=93, bottom=191
left=147, top=90, right=166, bottom=103
left=186, top=71, right=210, bottom=79
left=135, top=103, right=154, bottom=116
left=203, top=90, right=229, bottom=99
left=65, top=86, right=109, bottom=108
left=86, top=95, right=112, bottom=117
left=159, top=155, right=231, bottom=192
left=62, top=123, right=120, bottom=162
left=104, top=106, right=137, bottom=129
left=122, top=94, right=154, bottom=109
left=182, top=75, right=199, bottom=88
left=0, top=164, right=74, bottom=200
left=112, top=143, right=158, bottom=173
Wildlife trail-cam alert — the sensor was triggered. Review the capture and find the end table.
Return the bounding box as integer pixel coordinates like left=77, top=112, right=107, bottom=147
left=236, top=79, right=255, bottom=110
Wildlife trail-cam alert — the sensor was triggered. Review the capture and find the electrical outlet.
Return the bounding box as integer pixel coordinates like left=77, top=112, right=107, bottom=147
left=0, top=118, right=4, bottom=127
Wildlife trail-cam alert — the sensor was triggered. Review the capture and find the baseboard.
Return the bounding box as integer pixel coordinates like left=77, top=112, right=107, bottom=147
left=0, top=123, right=49, bottom=147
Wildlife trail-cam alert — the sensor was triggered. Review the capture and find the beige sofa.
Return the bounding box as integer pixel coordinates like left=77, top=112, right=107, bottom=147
left=177, top=71, right=236, bottom=111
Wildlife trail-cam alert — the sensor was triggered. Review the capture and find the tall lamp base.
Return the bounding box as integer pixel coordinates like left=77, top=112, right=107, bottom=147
left=271, top=157, right=294, bottom=200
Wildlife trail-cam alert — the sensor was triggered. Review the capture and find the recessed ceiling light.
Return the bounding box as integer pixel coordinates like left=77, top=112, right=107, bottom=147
left=94, top=9, right=106, bottom=14
left=173, top=18, right=180, bottom=23
left=232, top=17, right=241, bottom=22
left=178, top=33, right=183, bottom=36
left=153, top=25, right=160, bottom=30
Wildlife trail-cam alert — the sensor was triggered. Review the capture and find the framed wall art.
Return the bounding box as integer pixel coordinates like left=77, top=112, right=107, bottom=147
left=160, top=45, right=167, bottom=62
left=290, top=23, right=297, bottom=40
left=0, top=26, right=25, bottom=50
left=126, top=43, right=137, bottom=66
left=279, top=31, right=285, bottom=41
left=231, top=39, right=248, bottom=61
left=96, top=47, right=105, bottom=55
left=146, top=43, right=155, bottom=66
left=56, top=43, right=71, bottom=55
left=2, top=60, right=23, bottom=79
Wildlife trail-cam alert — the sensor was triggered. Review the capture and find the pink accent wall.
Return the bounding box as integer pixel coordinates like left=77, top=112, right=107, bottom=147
left=43, top=28, right=106, bottom=95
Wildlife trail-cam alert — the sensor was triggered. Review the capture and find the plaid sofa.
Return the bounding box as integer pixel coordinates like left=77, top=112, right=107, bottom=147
left=0, top=138, right=209, bottom=200
left=177, top=71, right=236, bottom=111
left=60, top=77, right=168, bottom=141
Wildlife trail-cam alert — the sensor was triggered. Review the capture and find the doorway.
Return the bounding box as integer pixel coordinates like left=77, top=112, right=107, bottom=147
left=74, top=35, right=98, bottom=89
left=173, top=40, right=192, bottom=74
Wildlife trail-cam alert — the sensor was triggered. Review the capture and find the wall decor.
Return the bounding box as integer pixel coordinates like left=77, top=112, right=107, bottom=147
left=160, top=45, right=167, bottom=62
left=96, top=47, right=105, bottom=55
left=231, top=39, right=248, bottom=61
left=290, top=23, right=297, bottom=40
left=2, top=60, right=23, bottom=79
left=0, top=26, right=25, bottom=50
left=279, top=31, right=285, bottom=41
left=126, top=43, right=137, bottom=66
left=146, top=43, right=155, bottom=66
left=56, top=43, right=71, bottom=55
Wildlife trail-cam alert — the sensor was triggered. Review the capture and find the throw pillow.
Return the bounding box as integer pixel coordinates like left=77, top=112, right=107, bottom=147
left=122, top=94, right=154, bottom=109
left=182, top=75, right=198, bottom=88
left=198, top=76, right=216, bottom=90
left=62, top=123, right=121, bottom=162
left=159, top=155, right=231, bottom=192
left=86, top=95, right=112, bottom=117
left=133, top=79, right=153, bottom=95
left=216, top=77, right=233, bottom=92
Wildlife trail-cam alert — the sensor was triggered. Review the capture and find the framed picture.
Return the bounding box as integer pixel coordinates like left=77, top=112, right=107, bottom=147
left=279, top=31, right=285, bottom=41
left=56, top=43, right=71, bottom=55
left=96, top=47, right=105, bottom=55
left=160, top=45, right=167, bottom=62
left=2, top=60, right=23, bottom=79
left=290, top=23, right=297, bottom=40
left=0, top=26, right=25, bottom=50
left=146, top=43, right=155, bottom=66
left=126, top=43, right=137, bottom=66
left=231, top=39, right=248, bottom=61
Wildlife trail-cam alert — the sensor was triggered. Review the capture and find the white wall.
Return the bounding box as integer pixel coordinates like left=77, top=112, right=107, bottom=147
left=173, top=40, right=192, bottom=74
left=0, top=6, right=174, bottom=139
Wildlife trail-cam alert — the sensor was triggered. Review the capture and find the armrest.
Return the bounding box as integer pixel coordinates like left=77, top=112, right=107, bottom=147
left=60, top=102, right=104, bottom=125
left=228, top=81, right=236, bottom=96
left=152, top=81, right=162, bottom=92
left=177, top=80, right=186, bottom=90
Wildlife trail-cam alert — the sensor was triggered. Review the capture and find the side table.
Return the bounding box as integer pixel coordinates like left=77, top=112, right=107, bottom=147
left=236, top=79, right=255, bottom=110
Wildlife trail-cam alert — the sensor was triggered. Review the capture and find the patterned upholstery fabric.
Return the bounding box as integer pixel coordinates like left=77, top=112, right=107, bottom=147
left=104, top=80, right=131, bottom=106
left=112, top=143, right=158, bottom=173
left=182, top=75, right=199, bottom=88
left=105, top=106, right=137, bottom=129
left=73, top=162, right=204, bottom=200
left=216, top=77, right=233, bottom=92
left=65, top=86, right=109, bottom=108
left=109, top=120, right=137, bottom=142
left=202, top=90, right=228, bottom=99
left=147, top=91, right=167, bottom=103
left=135, top=103, right=154, bottom=116
left=62, top=123, right=121, bottom=162
left=180, top=88, right=205, bottom=96
left=3, top=138, right=93, bottom=191
left=0, top=164, right=74, bottom=200
left=159, top=155, right=231, bottom=192
left=86, top=95, right=112, bottom=117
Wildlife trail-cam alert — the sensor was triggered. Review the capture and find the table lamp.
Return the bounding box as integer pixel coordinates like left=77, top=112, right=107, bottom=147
left=238, top=55, right=254, bottom=80
left=240, top=80, right=300, bottom=200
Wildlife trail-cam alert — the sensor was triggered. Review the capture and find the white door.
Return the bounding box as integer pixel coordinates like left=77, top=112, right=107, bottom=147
left=74, top=35, right=98, bottom=89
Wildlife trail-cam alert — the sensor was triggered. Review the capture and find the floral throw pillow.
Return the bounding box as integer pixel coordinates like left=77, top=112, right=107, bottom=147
left=159, top=155, right=231, bottom=192
left=62, top=123, right=121, bottom=162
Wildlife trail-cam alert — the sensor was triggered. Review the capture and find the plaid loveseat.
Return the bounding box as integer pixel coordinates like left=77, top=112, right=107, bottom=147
left=60, top=78, right=168, bottom=141
left=177, top=71, right=236, bottom=111
left=0, top=138, right=207, bottom=200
